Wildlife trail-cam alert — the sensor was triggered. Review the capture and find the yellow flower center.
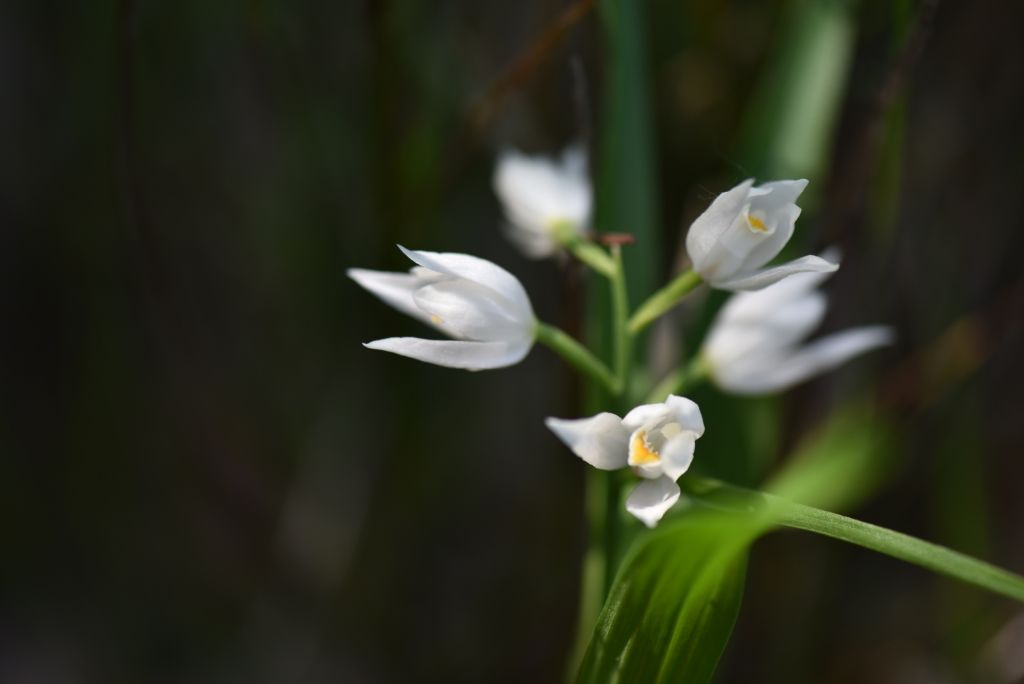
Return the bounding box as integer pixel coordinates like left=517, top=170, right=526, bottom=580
left=629, top=431, right=661, bottom=465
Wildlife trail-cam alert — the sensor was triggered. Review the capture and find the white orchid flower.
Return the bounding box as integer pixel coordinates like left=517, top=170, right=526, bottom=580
left=348, top=247, right=536, bottom=370
left=702, top=266, right=893, bottom=395
left=546, top=395, right=705, bottom=528
left=685, top=178, right=837, bottom=290
left=493, top=146, right=591, bottom=259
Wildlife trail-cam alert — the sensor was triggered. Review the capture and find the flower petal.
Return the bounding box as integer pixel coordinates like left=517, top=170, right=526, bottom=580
left=620, top=402, right=673, bottom=432
left=735, top=203, right=799, bottom=272
left=748, top=179, right=808, bottom=211
left=493, top=147, right=591, bottom=239
left=364, top=336, right=531, bottom=370
left=501, top=220, right=558, bottom=259
left=737, top=180, right=808, bottom=272
left=717, top=326, right=894, bottom=395
left=711, top=254, right=838, bottom=291
left=545, top=413, right=629, bottom=471
left=398, top=247, right=534, bottom=323
left=412, top=278, right=531, bottom=342
left=703, top=290, right=827, bottom=367
left=659, top=433, right=696, bottom=481
left=664, top=395, right=705, bottom=437
left=625, top=477, right=681, bottom=528
left=719, top=262, right=835, bottom=317
left=347, top=268, right=437, bottom=328
left=685, top=179, right=754, bottom=277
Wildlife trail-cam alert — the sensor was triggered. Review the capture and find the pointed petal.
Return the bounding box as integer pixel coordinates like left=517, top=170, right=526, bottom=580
left=719, top=263, right=835, bottom=317
left=398, top=247, right=534, bottom=322
left=664, top=395, right=705, bottom=437
left=545, top=413, right=629, bottom=470
left=348, top=268, right=436, bottom=327
left=749, top=179, right=808, bottom=209
left=712, top=255, right=838, bottom=291
left=364, top=336, right=531, bottom=370
left=625, top=477, right=681, bottom=528
left=719, top=326, right=894, bottom=395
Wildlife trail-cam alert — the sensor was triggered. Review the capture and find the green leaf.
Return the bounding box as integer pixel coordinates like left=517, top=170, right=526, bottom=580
left=576, top=509, right=757, bottom=684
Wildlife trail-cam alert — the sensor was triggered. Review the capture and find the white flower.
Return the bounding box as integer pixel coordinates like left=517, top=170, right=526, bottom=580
left=348, top=246, right=536, bottom=370
left=702, top=266, right=893, bottom=395
left=685, top=178, right=837, bottom=290
left=546, top=396, right=705, bottom=528
left=493, top=146, right=591, bottom=258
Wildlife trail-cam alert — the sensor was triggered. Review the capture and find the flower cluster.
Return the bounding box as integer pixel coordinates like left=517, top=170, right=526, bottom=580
left=349, top=147, right=892, bottom=526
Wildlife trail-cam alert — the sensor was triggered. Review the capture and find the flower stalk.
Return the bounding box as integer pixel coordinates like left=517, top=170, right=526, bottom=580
left=610, top=246, right=631, bottom=392
left=535, top=321, right=618, bottom=393
left=627, top=268, right=702, bottom=335
left=552, top=221, right=617, bottom=277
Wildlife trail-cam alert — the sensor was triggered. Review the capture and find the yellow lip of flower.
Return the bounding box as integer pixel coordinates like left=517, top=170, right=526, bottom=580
left=746, top=212, right=768, bottom=232
left=629, top=431, right=661, bottom=466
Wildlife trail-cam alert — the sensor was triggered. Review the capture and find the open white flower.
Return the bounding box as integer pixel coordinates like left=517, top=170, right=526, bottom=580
left=493, top=146, right=591, bottom=258
left=546, top=395, right=704, bottom=528
left=348, top=247, right=536, bottom=370
left=702, top=266, right=893, bottom=395
left=685, top=178, right=837, bottom=290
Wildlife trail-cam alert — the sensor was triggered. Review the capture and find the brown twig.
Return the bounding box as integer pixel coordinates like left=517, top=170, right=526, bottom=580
left=594, top=232, right=636, bottom=246
left=468, top=0, right=596, bottom=133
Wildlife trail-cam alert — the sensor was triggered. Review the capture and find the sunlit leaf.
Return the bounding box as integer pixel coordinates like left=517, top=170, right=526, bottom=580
left=576, top=509, right=756, bottom=684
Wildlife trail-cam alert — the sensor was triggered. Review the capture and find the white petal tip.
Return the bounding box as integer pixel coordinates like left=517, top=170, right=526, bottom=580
left=625, top=478, right=681, bottom=528
left=713, top=254, right=840, bottom=291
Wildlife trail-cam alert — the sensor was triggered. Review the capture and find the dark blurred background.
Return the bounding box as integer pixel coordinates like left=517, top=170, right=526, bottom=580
left=2, top=0, right=1023, bottom=682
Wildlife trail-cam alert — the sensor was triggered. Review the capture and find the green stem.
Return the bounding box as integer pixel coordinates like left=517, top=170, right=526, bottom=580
left=570, top=467, right=609, bottom=670
left=610, top=246, right=631, bottom=394
left=627, top=269, right=702, bottom=335
left=552, top=222, right=617, bottom=277
left=535, top=322, right=618, bottom=393
left=605, top=248, right=631, bottom=590
left=645, top=354, right=709, bottom=403
left=683, top=477, right=1024, bottom=604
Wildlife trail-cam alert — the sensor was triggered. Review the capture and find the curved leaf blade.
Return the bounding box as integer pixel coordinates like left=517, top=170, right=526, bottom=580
left=577, top=510, right=755, bottom=684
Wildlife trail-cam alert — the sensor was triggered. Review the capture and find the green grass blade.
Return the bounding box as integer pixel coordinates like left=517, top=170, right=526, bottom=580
left=595, top=0, right=658, bottom=304
left=775, top=500, right=1024, bottom=603
left=736, top=0, right=856, bottom=179
left=683, top=477, right=1024, bottom=605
